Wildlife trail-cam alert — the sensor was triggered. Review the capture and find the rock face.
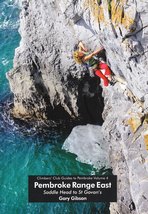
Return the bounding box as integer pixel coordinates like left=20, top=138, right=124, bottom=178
left=7, top=0, right=148, bottom=213
left=63, top=124, right=110, bottom=169
left=102, top=84, right=148, bottom=214
left=7, top=0, right=105, bottom=122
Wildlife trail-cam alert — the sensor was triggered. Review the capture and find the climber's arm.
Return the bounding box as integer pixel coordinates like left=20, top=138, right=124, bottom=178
left=83, top=47, right=104, bottom=62
left=78, top=41, right=88, bottom=52
left=93, top=47, right=104, bottom=55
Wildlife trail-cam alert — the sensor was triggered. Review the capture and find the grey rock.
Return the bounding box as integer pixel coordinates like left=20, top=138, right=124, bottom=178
left=7, top=0, right=103, bottom=119
left=7, top=0, right=148, bottom=117
left=63, top=124, right=110, bottom=169
left=102, top=85, right=148, bottom=214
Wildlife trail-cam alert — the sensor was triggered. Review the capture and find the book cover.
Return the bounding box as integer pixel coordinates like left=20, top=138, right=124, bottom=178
left=0, top=0, right=147, bottom=214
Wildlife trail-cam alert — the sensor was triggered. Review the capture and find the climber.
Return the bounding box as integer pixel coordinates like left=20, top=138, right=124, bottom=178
left=73, top=41, right=112, bottom=86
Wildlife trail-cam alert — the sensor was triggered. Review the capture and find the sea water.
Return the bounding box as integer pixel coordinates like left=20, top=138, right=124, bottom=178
left=0, top=1, right=109, bottom=213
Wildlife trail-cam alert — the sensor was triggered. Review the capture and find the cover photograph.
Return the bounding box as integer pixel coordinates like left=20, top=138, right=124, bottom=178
left=0, top=0, right=148, bottom=214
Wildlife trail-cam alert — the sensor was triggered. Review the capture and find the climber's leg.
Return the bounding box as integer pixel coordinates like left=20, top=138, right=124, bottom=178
left=99, top=62, right=111, bottom=76
left=95, top=69, right=109, bottom=86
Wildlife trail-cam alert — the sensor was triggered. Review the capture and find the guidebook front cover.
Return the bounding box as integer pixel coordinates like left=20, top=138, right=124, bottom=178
left=0, top=0, right=148, bottom=214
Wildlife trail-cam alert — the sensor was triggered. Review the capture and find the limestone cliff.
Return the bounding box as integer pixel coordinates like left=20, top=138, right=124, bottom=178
left=7, top=0, right=105, bottom=122
left=7, top=0, right=148, bottom=213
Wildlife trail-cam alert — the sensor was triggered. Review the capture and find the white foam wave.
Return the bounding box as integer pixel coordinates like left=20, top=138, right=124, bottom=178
left=2, top=58, right=9, bottom=66
left=13, top=0, right=22, bottom=7
left=0, top=20, right=19, bottom=30
left=0, top=0, right=20, bottom=30
left=3, top=0, right=18, bottom=8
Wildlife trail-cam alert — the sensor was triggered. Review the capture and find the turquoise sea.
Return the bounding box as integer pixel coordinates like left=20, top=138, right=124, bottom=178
left=0, top=1, right=109, bottom=213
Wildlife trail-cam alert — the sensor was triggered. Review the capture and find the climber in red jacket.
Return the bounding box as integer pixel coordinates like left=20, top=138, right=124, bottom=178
left=73, top=41, right=112, bottom=86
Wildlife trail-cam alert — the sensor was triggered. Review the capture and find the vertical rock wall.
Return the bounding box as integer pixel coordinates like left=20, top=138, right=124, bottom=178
left=102, top=83, right=148, bottom=214
left=7, top=0, right=148, bottom=119
left=7, top=0, right=103, bottom=120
